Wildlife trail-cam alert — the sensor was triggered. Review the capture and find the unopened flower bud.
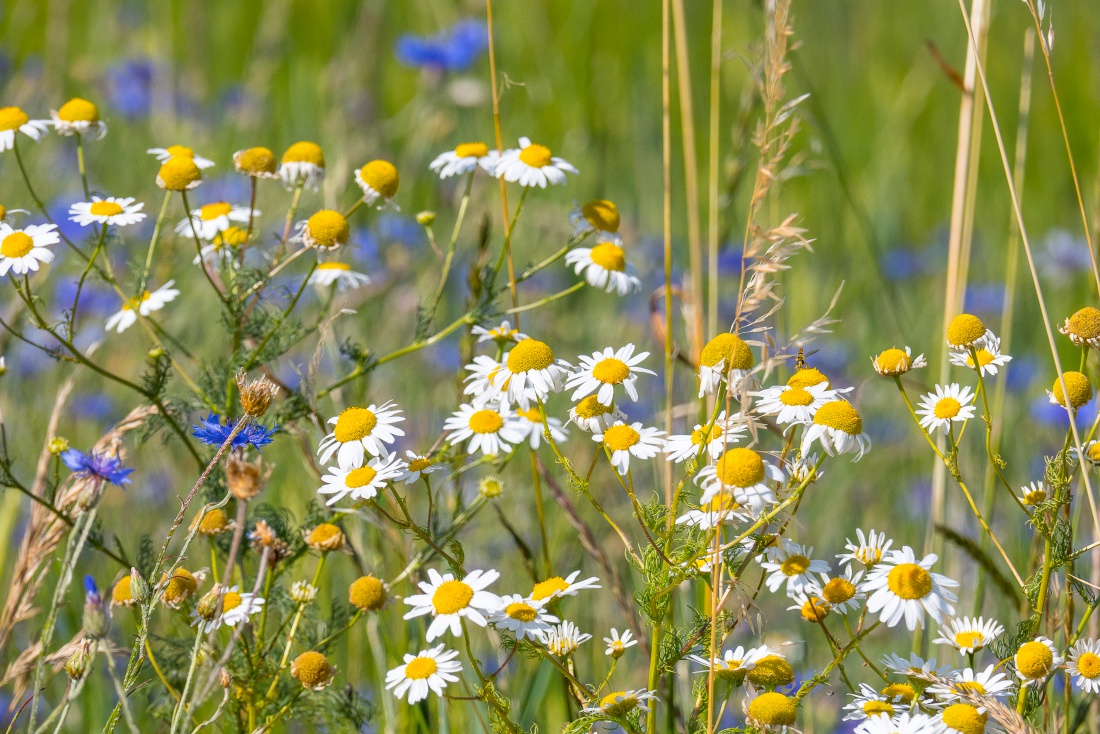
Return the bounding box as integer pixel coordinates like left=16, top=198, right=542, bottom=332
left=478, top=476, right=503, bottom=498
left=147, top=346, right=165, bottom=359
left=416, top=211, right=436, bottom=226
left=129, top=568, right=151, bottom=605
left=49, top=437, right=69, bottom=455
left=219, top=668, right=231, bottom=688
left=196, top=585, right=225, bottom=622
left=82, top=576, right=108, bottom=639
left=236, top=371, right=279, bottom=417
left=65, top=641, right=90, bottom=681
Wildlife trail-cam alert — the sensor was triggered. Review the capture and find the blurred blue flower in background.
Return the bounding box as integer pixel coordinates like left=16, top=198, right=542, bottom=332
left=1004, top=355, right=1039, bottom=393
left=880, top=242, right=945, bottom=281
left=1030, top=393, right=1099, bottom=429
left=106, top=59, right=154, bottom=119
left=376, top=212, right=422, bottom=248
left=71, top=394, right=116, bottom=422
left=1040, top=229, right=1093, bottom=280
left=963, top=284, right=1004, bottom=316
left=396, top=19, right=489, bottom=72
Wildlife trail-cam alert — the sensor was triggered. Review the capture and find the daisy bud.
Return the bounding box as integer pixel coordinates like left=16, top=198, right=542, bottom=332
left=227, top=454, right=269, bottom=501
left=219, top=668, right=231, bottom=688
left=148, top=346, right=165, bottom=359
left=478, top=476, right=504, bottom=498
left=416, top=210, right=436, bottom=226
left=156, top=156, right=203, bottom=191
left=196, top=585, right=224, bottom=622
left=1051, top=371, right=1093, bottom=410
left=236, top=371, right=279, bottom=417
left=161, top=568, right=200, bottom=608
left=65, top=641, right=91, bottom=681
left=303, top=210, right=350, bottom=250
left=305, top=522, right=345, bottom=552
left=290, top=581, right=318, bottom=604
left=129, top=568, right=151, bottom=605
left=291, top=651, right=335, bottom=691
left=233, top=147, right=278, bottom=178
left=48, top=437, right=69, bottom=455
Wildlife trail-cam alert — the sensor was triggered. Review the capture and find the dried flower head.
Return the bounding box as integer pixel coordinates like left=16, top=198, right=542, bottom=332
left=227, top=454, right=270, bottom=501
left=306, top=522, right=346, bottom=552
left=236, top=372, right=279, bottom=417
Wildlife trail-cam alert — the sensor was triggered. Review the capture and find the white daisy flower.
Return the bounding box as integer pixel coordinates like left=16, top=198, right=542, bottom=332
left=809, top=566, right=866, bottom=614
left=494, top=137, right=577, bottom=188
left=0, top=223, right=58, bottom=276
left=308, top=262, right=371, bottom=291
left=567, top=395, right=626, bottom=433
left=675, top=492, right=749, bottom=531
left=104, top=281, right=180, bottom=333
left=1019, top=481, right=1047, bottom=507
left=1062, top=307, right=1100, bottom=348
left=915, top=383, right=977, bottom=435
left=564, top=242, right=640, bottom=295
left=696, top=448, right=785, bottom=513
left=800, top=400, right=871, bottom=460
left=932, top=616, right=1005, bottom=655
left=147, top=145, right=215, bottom=169
left=528, top=571, right=601, bottom=603
left=838, top=529, right=894, bottom=570
left=1077, top=442, right=1100, bottom=468
left=399, top=451, right=442, bottom=485
left=513, top=405, right=569, bottom=449
left=854, top=712, right=939, bottom=734
left=927, top=664, right=1013, bottom=703
left=443, top=403, right=525, bottom=457
left=842, top=683, right=898, bottom=721
left=946, top=314, right=995, bottom=353
left=462, top=355, right=513, bottom=408
left=193, top=586, right=264, bottom=632
left=864, top=546, right=959, bottom=630
left=0, top=106, right=50, bottom=151
left=1067, top=638, right=1100, bottom=693
left=686, top=645, right=768, bottom=682
left=490, top=594, right=559, bottom=640
left=949, top=334, right=1012, bottom=376
left=760, top=542, right=830, bottom=597
left=429, top=142, right=499, bottom=179
left=279, top=141, right=326, bottom=190
left=581, top=689, right=657, bottom=718
left=880, top=652, right=950, bottom=679
left=751, top=382, right=839, bottom=427
left=569, top=199, right=623, bottom=245
left=472, top=320, right=526, bottom=344
left=354, top=160, right=401, bottom=209
left=318, top=402, right=405, bottom=468
left=592, top=421, right=666, bottom=474
left=317, top=453, right=406, bottom=505
left=68, top=196, right=146, bottom=228
left=192, top=227, right=249, bottom=265
left=385, top=644, right=462, bottom=704
left=871, top=346, right=927, bottom=376
left=1014, top=636, right=1062, bottom=686
left=603, top=628, right=637, bottom=658
left=787, top=453, right=824, bottom=486
left=696, top=332, right=756, bottom=397
left=175, top=202, right=253, bottom=241
left=494, top=339, right=570, bottom=410
left=50, top=98, right=107, bottom=139
left=539, top=620, right=592, bottom=656
left=403, top=568, right=501, bottom=641
left=566, top=345, right=654, bottom=406
left=665, top=411, right=750, bottom=463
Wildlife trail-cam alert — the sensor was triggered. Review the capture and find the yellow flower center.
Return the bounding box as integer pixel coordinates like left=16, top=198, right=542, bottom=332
left=934, top=397, right=962, bottom=419
left=787, top=367, right=828, bottom=388
left=530, top=577, right=569, bottom=601
left=307, top=523, right=343, bottom=548
left=468, top=409, right=504, bottom=434
left=947, top=313, right=986, bottom=347
left=968, top=349, right=995, bottom=368
left=506, top=339, right=554, bottom=373
left=505, top=601, right=538, bottom=622
left=306, top=210, right=350, bottom=248
left=875, top=348, right=911, bottom=374
left=748, top=656, right=794, bottom=687
left=581, top=199, right=621, bottom=232
left=780, top=554, right=811, bottom=577
left=856, top=547, right=882, bottom=565
left=165, top=144, right=194, bottom=158
left=1016, top=640, right=1055, bottom=679
left=222, top=591, right=242, bottom=612
left=779, top=387, right=814, bottom=406
left=349, top=575, right=387, bottom=611
left=405, top=656, right=438, bottom=680
left=592, top=357, right=630, bottom=385
left=1024, top=487, right=1047, bottom=506
left=408, top=457, right=432, bottom=472
left=317, top=262, right=351, bottom=272
left=603, top=424, right=640, bottom=451
left=90, top=201, right=124, bottom=217
left=123, top=291, right=152, bottom=311
left=344, top=467, right=379, bottom=491
left=1, top=232, right=34, bottom=259
left=235, top=146, right=277, bottom=175
left=589, top=242, right=627, bottom=272
left=214, top=226, right=248, bottom=247
left=886, top=563, right=932, bottom=600
left=200, top=202, right=233, bottom=220
left=518, top=407, right=542, bottom=423
left=291, top=651, right=331, bottom=688
left=690, top=425, right=717, bottom=445
left=941, top=703, right=988, bottom=734
left=574, top=395, right=612, bottom=419
left=111, top=576, right=134, bottom=605
left=747, top=692, right=797, bottom=725
left=0, top=106, right=29, bottom=131
left=519, top=143, right=552, bottom=168
left=862, top=701, right=894, bottom=717
left=455, top=142, right=489, bottom=158
left=1052, top=371, right=1093, bottom=409
left=282, top=141, right=325, bottom=166
left=822, top=578, right=856, bottom=604
left=333, top=407, right=377, bottom=443
left=359, top=160, right=400, bottom=198
left=715, top=448, right=765, bottom=488
left=598, top=692, right=639, bottom=717
left=699, top=333, right=754, bottom=370
left=1078, top=652, right=1100, bottom=679
left=158, top=157, right=202, bottom=190
left=57, top=98, right=99, bottom=123
left=881, top=683, right=915, bottom=703
left=813, top=401, right=863, bottom=434
left=703, top=494, right=741, bottom=514
left=1068, top=307, right=1100, bottom=340
left=197, top=508, right=229, bottom=534
left=432, top=579, right=474, bottom=614
left=162, top=568, right=198, bottom=603
left=955, top=631, right=984, bottom=649
left=800, top=597, right=829, bottom=622
left=955, top=681, right=986, bottom=695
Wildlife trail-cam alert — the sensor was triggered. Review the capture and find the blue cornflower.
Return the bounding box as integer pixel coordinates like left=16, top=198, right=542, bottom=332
left=192, top=413, right=278, bottom=450
left=396, top=19, right=488, bottom=72
left=106, top=59, right=154, bottom=119
left=83, top=575, right=101, bottom=603
left=61, top=448, right=133, bottom=486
